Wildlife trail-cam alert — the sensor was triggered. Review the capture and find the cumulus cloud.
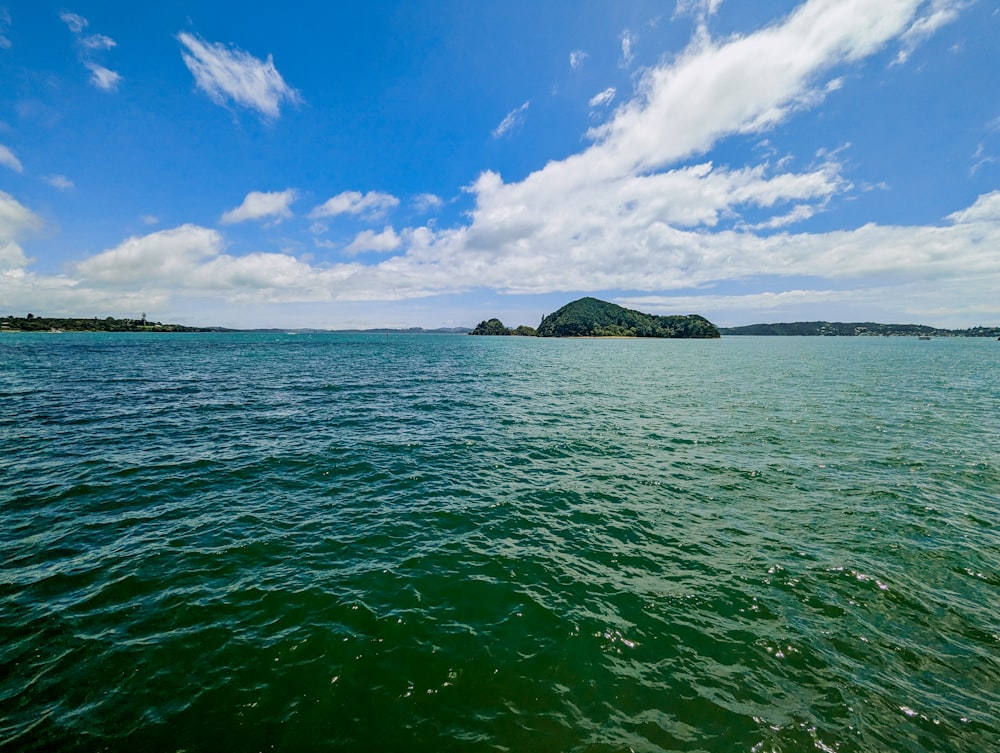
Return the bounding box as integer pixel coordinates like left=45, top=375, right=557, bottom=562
left=344, top=226, right=402, bottom=255
left=492, top=101, right=530, bottom=138
left=178, top=32, right=301, bottom=119
left=65, top=224, right=354, bottom=303
left=0, top=144, right=22, bottom=172
left=75, top=224, right=224, bottom=285
left=220, top=189, right=297, bottom=225
left=310, top=190, right=399, bottom=220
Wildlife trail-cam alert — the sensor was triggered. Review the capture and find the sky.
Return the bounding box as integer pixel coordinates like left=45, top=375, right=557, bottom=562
left=1, top=0, right=998, bottom=330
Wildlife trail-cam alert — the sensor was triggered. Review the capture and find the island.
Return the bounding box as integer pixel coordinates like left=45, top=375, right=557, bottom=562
left=470, top=297, right=720, bottom=338
left=469, top=319, right=536, bottom=336
left=718, top=321, right=1000, bottom=337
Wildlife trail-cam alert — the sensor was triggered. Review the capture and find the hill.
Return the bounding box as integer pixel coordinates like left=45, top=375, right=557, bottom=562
left=535, top=298, right=720, bottom=338
left=719, top=321, right=1000, bottom=337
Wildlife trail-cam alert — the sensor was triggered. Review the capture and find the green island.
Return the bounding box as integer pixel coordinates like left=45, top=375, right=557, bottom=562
left=719, top=321, right=1000, bottom=337
left=0, top=315, right=225, bottom=333
left=470, top=297, right=721, bottom=338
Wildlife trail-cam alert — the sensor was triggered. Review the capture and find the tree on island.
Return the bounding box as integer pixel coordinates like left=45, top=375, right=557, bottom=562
left=535, top=297, right=720, bottom=338
left=469, top=318, right=512, bottom=336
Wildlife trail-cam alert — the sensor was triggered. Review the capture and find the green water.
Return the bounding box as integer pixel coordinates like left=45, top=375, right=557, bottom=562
left=1, top=333, right=998, bottom=752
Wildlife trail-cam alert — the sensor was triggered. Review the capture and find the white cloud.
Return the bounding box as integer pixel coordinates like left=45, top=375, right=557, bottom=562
left=85, top=62, right=121, bottom=91
left=970, top=144, right=997, bottom=176
left=67, top=224, right=349, bottom=303
left=59, top=11, right=87, bottom=34
left=310, top=190, right=399, bottom=220
left=492, top=100, right=530, bottom=138
left=43, top=174, right=74, bottom=190
left=414, top=193, right=443, bottom=213
left=140, top=215, right=159, bottom=225
left=80, top=33, right=115, bottom=51
left=743, top=203, right=817, bottom=230
left=588, top=87, right=616, bottom=108
left=345, top=226, right=402, bottom=255
left=895, top=0, right=965, bottom=64
left=220, top=189, right=297, bottom=225
left=61, top=11, right=121, bottom=91
left=619, top=30, right=636, bottom=69
left=584, top=0, right=925, bottom=176
left=0, top=190, right=41, bottom=271
left=675, top=0, right=725, bottom=18
left=569, top=50, right=588, bottom=69
left=178, top=32, right=301, bottom=119
left=75, top=224, right=224, bottom=285
left=945, top=190, right=1000, bottom=224
left=0, top=144, right=22, bottom=172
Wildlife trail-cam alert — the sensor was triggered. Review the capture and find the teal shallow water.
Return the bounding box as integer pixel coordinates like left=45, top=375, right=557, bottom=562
left=1, top=333, right=998, bottom=752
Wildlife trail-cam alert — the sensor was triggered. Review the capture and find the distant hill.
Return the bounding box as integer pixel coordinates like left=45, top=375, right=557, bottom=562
left=719, top=321, right=1000, bottom=337
left=0, top=316, right=472, bottom=335
left=534, top=297, right=720, bottom=338
left=0, top=315, right=225, bottom=333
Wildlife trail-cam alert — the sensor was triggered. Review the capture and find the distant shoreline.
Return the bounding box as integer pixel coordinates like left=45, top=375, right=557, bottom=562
left=719, top=321, right=1000, bottom=337
left=5, top=316, right=998, bottom=338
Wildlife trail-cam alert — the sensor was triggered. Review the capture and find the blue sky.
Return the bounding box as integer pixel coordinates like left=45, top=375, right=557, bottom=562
left=1, top=0, right=998, bottom=329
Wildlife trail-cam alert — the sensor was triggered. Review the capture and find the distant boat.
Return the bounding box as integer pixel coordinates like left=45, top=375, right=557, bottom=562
left=918, top=335, right=932, bottom=340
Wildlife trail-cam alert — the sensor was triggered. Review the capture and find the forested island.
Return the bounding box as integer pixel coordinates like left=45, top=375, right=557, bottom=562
left=470, top=297, right=720, bottom=338
left=0, top=315, right=225, bottom=333
left=719, top=321, right=1000, bottom=337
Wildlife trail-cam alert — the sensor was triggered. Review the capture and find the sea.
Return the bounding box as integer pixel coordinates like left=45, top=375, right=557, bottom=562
left=1, top=332, right=997, bottom=753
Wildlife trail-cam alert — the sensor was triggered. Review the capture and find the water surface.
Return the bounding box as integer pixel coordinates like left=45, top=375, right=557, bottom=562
left=2, top=333, right=998, bottom=752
